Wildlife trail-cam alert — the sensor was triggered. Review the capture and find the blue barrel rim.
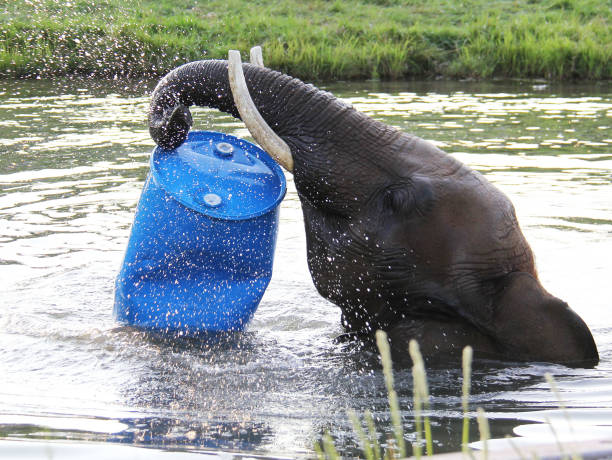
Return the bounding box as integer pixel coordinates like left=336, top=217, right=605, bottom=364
left=150, top=130, right=287, bottom=221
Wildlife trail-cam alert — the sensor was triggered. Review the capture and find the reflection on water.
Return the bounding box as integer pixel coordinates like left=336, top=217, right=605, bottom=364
left=0, top=78, right=611, bottom=457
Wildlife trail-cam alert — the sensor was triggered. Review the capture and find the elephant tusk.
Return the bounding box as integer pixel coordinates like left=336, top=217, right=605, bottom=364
left=249, top=46, right=264, bottom=67
left=228, top=49, right=294, bottom=172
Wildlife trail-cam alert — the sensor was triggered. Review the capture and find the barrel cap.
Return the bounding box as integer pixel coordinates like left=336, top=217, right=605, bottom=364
left=151, top=131, right=286, bottom=220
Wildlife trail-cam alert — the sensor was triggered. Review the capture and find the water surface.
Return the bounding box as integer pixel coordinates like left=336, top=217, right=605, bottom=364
left=0, top=78, right=611, bottom=457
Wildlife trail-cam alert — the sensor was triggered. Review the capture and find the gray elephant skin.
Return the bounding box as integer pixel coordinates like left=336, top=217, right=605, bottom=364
left=148, top=60, right=598, bottom=366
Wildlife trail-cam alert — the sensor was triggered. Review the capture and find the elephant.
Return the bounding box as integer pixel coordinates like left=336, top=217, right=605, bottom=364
left=148, top=51, right=598, bottom=366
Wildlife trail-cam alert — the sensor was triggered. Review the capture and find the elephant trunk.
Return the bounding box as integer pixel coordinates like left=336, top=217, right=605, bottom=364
left=149, top=60, right=238, bottom=150
left=149, top=60, right=329, bottom=156
left=149, top=58, right=406, bottom=215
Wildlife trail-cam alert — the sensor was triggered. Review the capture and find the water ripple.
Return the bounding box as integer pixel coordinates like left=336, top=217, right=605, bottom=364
left=0, top=79, right=610, bottom=456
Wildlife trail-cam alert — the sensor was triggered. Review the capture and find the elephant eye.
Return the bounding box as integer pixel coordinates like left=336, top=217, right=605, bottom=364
left=379, top=177, right=434, bottom=218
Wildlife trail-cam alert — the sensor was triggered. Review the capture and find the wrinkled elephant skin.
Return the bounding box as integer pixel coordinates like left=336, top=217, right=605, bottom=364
left=149, top=60, right=599, bottom=366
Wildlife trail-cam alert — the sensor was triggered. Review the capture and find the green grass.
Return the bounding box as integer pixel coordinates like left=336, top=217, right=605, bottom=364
left=1, top=0, right=610, bottom=80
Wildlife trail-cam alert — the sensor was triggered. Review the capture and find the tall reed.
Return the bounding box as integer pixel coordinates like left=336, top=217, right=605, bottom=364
left=409, top=339, right=433, bottom=457
left=327, top=331, right=478, bottom=459
left=317, top=337, right=583, bottom=460
left=462, top=346, right=473, bottom=454
left=375, top=330, right=407, bottom=458
left=476, top=407, right=490, bottom=460
left=545, top=373, right=582, bottom=460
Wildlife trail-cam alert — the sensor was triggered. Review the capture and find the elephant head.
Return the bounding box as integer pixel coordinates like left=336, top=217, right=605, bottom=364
left=148, top=52, right=598, bottom=366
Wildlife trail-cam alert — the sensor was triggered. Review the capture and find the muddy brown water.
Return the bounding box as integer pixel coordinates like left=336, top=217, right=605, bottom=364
left=0, top=78, right=611, bottom=457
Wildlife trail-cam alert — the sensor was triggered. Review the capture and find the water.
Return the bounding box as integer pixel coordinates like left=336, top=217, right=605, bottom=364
left=0, top=78, right=611, bottom=458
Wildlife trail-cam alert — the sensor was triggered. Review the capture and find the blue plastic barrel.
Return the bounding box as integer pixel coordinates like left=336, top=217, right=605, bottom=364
left=114, top=131, right=286, bottom=334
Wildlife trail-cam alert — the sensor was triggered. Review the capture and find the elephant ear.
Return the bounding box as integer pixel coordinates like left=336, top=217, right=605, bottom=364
left=378, top=176, right=435, bottom=219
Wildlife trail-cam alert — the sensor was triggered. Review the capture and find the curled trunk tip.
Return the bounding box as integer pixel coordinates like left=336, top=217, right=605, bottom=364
left=149, top=102, right=193, bottom=151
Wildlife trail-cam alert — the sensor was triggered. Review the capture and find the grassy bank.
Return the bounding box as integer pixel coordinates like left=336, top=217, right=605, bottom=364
left=1, top=0, right=610, bottom=81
